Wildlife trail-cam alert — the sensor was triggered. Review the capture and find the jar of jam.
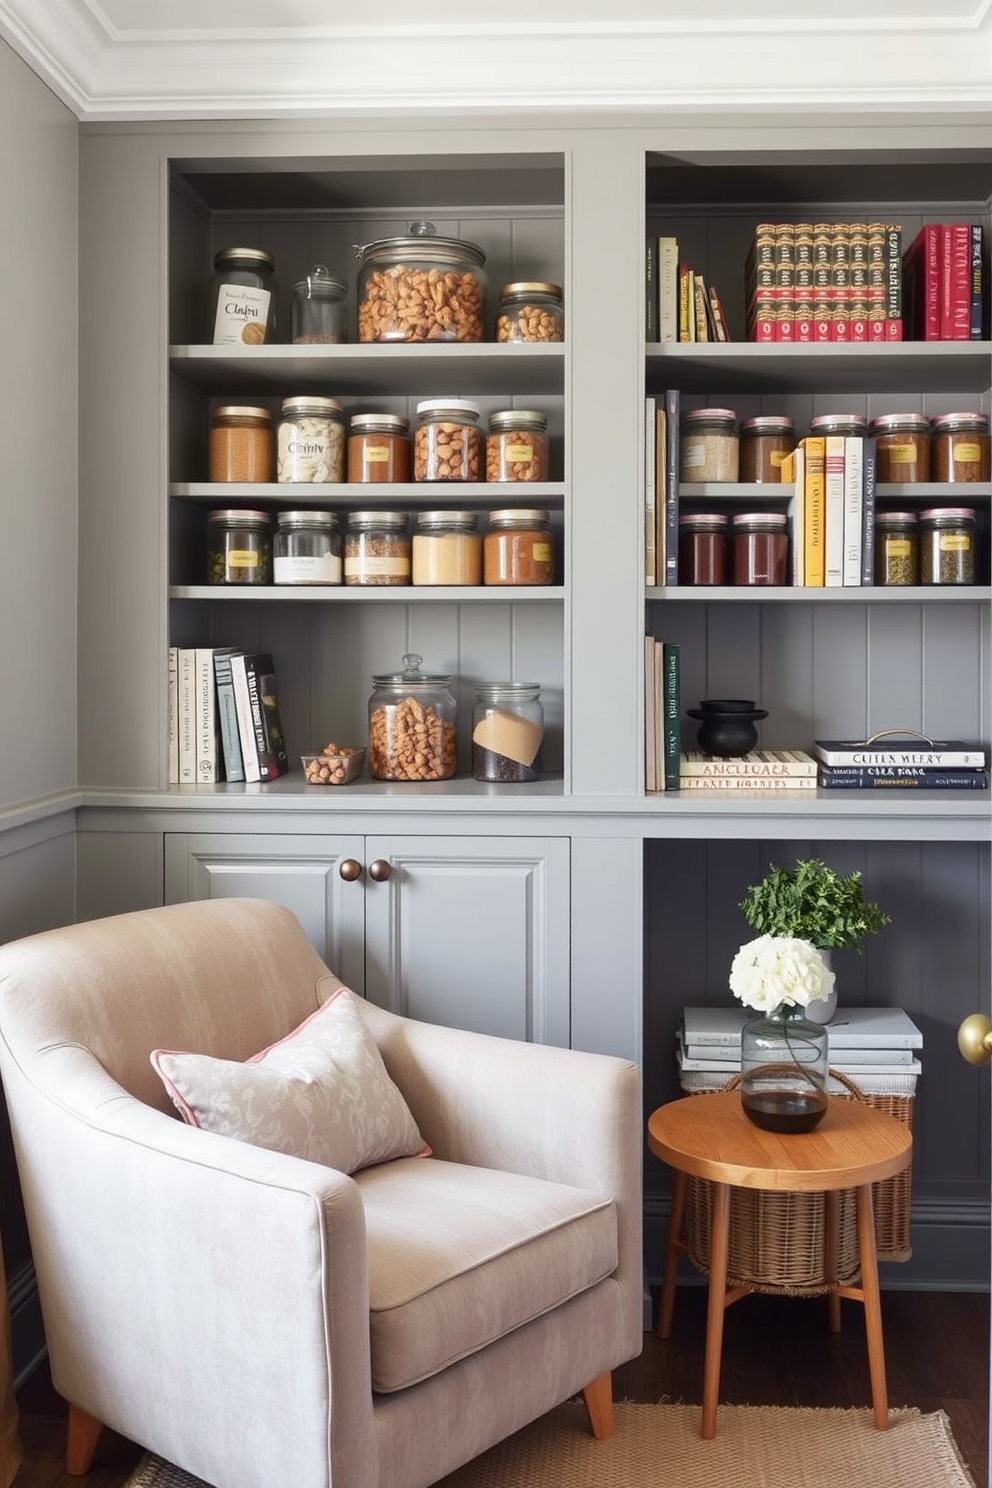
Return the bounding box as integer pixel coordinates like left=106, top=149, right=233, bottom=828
left=209, top=247, right=277, bottom=345
left=412, top=511, right=482, bottom=586
left=355, top=221, right=486, bottom=343
left=808, top=413, right=868, bottom=439
left=732, top=511, right=789, bottom=586
left=276, top=396, right=344, bottom=483
left=919, top=507, right=977, bottom=585
left=678, top=512, right=729, bottom=585
left=207, top=509, right=272, bottom=585
left=343, top=511, right=411, bottom=587
left=367, top=653, right=457, bottom=781
left=739, top=416, right=795, bottom=484
left=495, top=282, right=564, bottom=343
left=873, top=511, right=919, bottom=586
left=930, top=413, right=991, bottom=483
left=472, top=683, right=544, bottom=783
left=486, top=410, right=549, bottom=483
left=870, top=413, right=930, bottom=483
left=273, top=510, right=342, bottom=586
left=209, top=406, right=275, bottom=483
left=679, top=408, right=739, bottom=482
left=347, top=413, right=411, bottom=483
left=291, top=265, right=348, bottom=345
left=483, top=510, right=555, bottom=586
left=414, top=398, right=483, bottom=482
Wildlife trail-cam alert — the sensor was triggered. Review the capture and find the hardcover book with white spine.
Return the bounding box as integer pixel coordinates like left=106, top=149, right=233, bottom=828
left=681, top=1005, right=923, bottom=1049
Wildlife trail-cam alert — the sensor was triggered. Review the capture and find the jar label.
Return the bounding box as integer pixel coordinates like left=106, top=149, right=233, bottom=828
left=364, top=445, right=390, bottom=462
left=505, top=443, right=534, bottom=463
left=228, top=549, right=260, bottom=569
left=682, top=444, right=706, bottom=471
left=951, top=442, right=981, bottom=463
left=213, top=285, right=271, bottom=346
left=344, top=554, right=411, bottom=577
left=887, top=538, right=913, bottom=557
left=274, top=554, right=343, bottom=584
left=277, top=433, right=335, bottom=482
left=940, top=535, right=971, bottom=552
left=770, top=450, right=787, bottom=467
left=887, top=444, right=917, bottom=463
left=532, top=542, right=553, bottom=563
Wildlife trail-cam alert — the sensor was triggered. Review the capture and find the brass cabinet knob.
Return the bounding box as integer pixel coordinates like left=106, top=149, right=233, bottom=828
left=958, top=1013, right=992, bottom=1066
left=368, top=859, right=392, bottom=883
left=338, top=858, right=362, bottom=882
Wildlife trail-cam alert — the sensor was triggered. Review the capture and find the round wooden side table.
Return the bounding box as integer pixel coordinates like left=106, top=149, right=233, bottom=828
left=647, top=1089, right=913, bottom=1440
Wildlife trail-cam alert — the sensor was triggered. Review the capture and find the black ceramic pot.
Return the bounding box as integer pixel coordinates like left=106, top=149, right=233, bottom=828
left=687, top=704, right=768, bottom=757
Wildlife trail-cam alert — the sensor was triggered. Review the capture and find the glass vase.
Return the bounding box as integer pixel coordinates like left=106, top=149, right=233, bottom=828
left=740, top=1005, right=829, bottom=1133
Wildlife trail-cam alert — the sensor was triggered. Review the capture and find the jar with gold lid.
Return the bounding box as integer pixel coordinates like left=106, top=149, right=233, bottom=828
left=495, top=283, right=564, bottom=343
left=870, top=413, right=930, bottom=484
left=209, top=248, right=277, bottom=345
left=209, top=406, right=275, bottom=483
left=930, top=413, right=990, bottom=483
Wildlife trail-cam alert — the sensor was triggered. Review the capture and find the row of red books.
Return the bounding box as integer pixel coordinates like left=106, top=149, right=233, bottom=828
left=746, top=221, right=903, bottom=344
left=903, top=222, right=985, bottom=341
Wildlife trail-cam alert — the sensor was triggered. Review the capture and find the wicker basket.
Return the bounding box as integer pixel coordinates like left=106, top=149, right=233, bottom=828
left=679, top=1070, right=915, bottom=1296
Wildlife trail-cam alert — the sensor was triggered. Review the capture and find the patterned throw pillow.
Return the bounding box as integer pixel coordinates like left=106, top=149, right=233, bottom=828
left=151, top=988, right=429, bottom=1174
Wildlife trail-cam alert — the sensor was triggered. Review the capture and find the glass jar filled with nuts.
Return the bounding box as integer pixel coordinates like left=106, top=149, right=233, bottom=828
left=414, top=398, right=483, bottom=482
left=486, top=410, right=549, bottom=483
left=355, top=220, right=487, bottom=343
left=367, top=653, right=457, bottom=782
left=344, top=510, right=411, bottom=586
left=495, top=282, right=564, bottom=342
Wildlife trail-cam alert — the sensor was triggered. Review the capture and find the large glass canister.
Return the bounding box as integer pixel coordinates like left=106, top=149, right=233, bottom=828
left=209, top=247, right=277, bottom=345
left=207, top=509, right=273, bottom=585
left=414, top=398, right=483, bottom=481
left=472, top=683, right=544, bottom=783
left=276, top=396, right=345, bottom=483
left=412, top=511, right=482, bottom=586
left=355, top=221, right=487, bottom=343
left=291, top=265, right=348, bottom=344
left=273, top=510, right=342, bottom=586
left=344, top=510, right=411, bottom=587
left=740, top=1006, right=829, bottom=1134
left=495, top=282, right=564, bottom=343
left=367, top=653, right=457, bottom=782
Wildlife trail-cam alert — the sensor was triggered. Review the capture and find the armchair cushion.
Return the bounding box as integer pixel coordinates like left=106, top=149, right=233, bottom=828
left=150, top=986, right=429, bottom=1174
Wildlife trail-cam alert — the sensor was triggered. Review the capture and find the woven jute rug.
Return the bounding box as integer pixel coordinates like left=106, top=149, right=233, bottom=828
left=121, top=1399, right=977, bottom=1488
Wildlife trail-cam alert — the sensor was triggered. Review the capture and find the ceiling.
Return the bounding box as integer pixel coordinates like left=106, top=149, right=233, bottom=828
left=1, top=0, right=991, bottom=121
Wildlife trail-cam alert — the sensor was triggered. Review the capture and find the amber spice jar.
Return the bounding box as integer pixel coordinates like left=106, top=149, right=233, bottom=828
left=347, top=413, right=411, bottom=483
left=209, top=406, right=275, bottom=483
left=483, top=510, right=555, bottom=585
left=739, top=416, right=795, bottom=484
left=871, top=413, right=930, bottom=483
left=678, top=512, right=729, bottom=585
left=930, top=413, right=990, bottom=483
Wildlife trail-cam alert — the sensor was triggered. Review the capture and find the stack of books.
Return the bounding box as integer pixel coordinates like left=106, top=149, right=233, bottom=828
left=678, top=1004, right=923, bottom=1078
left=779, top=434, right=878, bottom=588
left=813, top=735, right=989, bottom=790
left=902, top=223, right=985, bottom=341
left=646, top=235, right=730, bottom=343
left=169, top=646, right=289, bottom=786
left=746, top=221, right=903, bottom=344
left=678, top=749, right=818, bottom=793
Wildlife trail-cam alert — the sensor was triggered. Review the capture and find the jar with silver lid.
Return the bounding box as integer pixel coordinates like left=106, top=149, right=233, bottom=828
left=344, top=510, right=411, bottom=587
left=918, top=507, right=977, bottom=585
left=414, top=398, right=483, bottom=482
left=808, top=413, right=868, bottom=439
left=273, top=511, right=342, bottom=586
left=679, top=408, right=739, bottom=482
left=209, top=247, right=277, bottom=346
left=347, top=413, right=411, bottom=483
left=276, top=396, right=345, bottom=483
left=472, top=683, right=544, bottom=783
left=495, top=282, right=564, bottom=343
left=486, top=410, right=549, bottom=483
left=355, top=221, right=486, bottom=343
left=207, top=509, right=272, bottom=585
left=739, top=416, right=795, bottom=484
left=291, top=265, right=348, bottom=345
left=368, top=653, right=457, bottom=782
left=412, top=511, right=482, bottom=586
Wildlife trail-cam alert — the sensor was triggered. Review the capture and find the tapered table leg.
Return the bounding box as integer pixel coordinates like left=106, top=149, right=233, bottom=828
left=856, top=1182, right=889, bottom=1430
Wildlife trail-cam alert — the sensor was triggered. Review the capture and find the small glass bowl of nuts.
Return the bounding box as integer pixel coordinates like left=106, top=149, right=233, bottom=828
left=301, top=745, right=365, bottom=786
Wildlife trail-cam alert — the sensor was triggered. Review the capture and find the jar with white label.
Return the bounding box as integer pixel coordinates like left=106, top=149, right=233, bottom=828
left=344, top=511, right=411, bottom=587
left=679, top=408, right=739, bottom=482
left=277, top=397, right=345, bottom=483
left=209, top=247, right=277, bottom=346
left=486, top=410, right=549, bottom=483
left=273, top=511, right=342, bottom=586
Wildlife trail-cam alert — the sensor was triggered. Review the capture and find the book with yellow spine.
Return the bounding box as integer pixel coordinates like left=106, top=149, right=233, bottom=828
left=801, top=435, right=826, bottom=587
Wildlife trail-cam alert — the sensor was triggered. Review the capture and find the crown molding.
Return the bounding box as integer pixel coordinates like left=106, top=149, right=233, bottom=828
left=2, top=1, right=992, bottom=120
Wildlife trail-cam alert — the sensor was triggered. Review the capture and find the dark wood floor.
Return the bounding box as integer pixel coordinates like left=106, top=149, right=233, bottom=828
left=10, top=1287, right=990, bottom=1488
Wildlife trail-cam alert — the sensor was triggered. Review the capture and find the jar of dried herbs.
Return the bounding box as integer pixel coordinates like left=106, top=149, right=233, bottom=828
left=873, top=511, right=918, bottom=586
left=207, top=510, right=273, bottom=585
left=919, top=507, right=977, bottom=586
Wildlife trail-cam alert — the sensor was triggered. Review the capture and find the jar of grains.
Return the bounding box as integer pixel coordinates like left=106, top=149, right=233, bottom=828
left=679, top=408, right=739, bottom=482
left=483, top=509, right=555, bottom=586
left=347, top=413, right=411, bottom=483
left=495, top=282, right=564, bottom=343
left=930, top=413, right=991, bottom=483
left=918, top=507, right=978, bottom=585
left=678, top=512, right=729, bottom=585
left=367, top=653, right=457, bottom=782
left=808, top=413, right=868, bottom=440
left=209, top=406, right=275, bottom=483
left=873, top=511, right=918, bottom=587
left=273, top=510, right=342, bottom=586
left=732, top=511, right=789, bottom=586
left=207, top=509, right=273, bottom=585
left=414, top=398, right=482, bottom=482
left=276, top=396, right=345, bottom=483
left=355, top=221, right=486, bottom=343
left=870, top=413, right=930, bottom=483
left=472, top=683, right=544, bottom=783
left=209, top=247, right=277, bottom=346
left=344, top=510, right=411, bottom=587
left=739, top=416, right=795, bottom=484
left=412, top=511, right=482, bottom=586
left=291, top=265, right=348, bottom=345
left=486, top=410, right=549, bottom=483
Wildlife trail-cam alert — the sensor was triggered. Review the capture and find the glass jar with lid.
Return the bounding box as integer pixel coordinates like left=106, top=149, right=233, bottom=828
left=679, top=408, right=739, bottom=482
left=347, top=413, right=411, bottom=483
left=344, top=511, right=411, bottom=586
left=486, top=410, right=549, bottom=483
left=414, top=398, right=482, bottom=482
left=355, top=221, right=486, bottom=343
left=870, top=413, right=930, bottom=483
left=495, top=283, right=564, bottom=343
left=930, top=413, right=991, bottom=483
left=209, top=406, right=275, bottom=483
left=209, top=247, right=277, bottom=346
left=874, top=511, right=919, bottom=586
left=291, top=265, right=348, bottom=344
left=273, top=510, right=342, bottom=586
left=367, top=653, right=457, bottom=782
left=276, top=396, right=345, bottom=483
left=472, top=683, right=544, bottom=783
left=678, top=512, right=729, bottom=585
left=732, top=511, right=789, bottom=586
left=483, top=510, right=555, bottom=585
left=412, top=511, right=482, bottom=586
left=919, top=507, right=978, bottom=585
left=207, top=509, right=272, bottom=585
left=739, top=416, right=795, bottom=484
left=808, top=413, right=868, bottom=439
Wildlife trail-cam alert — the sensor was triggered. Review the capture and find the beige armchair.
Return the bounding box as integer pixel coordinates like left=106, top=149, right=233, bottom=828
left=0, top=899, right=642, bottom=1488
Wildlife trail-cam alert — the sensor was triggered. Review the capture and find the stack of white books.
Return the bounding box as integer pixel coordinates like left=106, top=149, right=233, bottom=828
left=678, top=1004, right=922, bottom=1077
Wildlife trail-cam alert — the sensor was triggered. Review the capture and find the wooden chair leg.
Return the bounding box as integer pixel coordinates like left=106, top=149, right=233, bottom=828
left=66, top=1402, right=103, bottom=1475
left=581, top=1371, right=614, bottom=1439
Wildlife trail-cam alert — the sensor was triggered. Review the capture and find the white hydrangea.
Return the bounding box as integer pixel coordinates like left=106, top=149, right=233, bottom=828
left=729, top=934, right=835, bottom=1014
